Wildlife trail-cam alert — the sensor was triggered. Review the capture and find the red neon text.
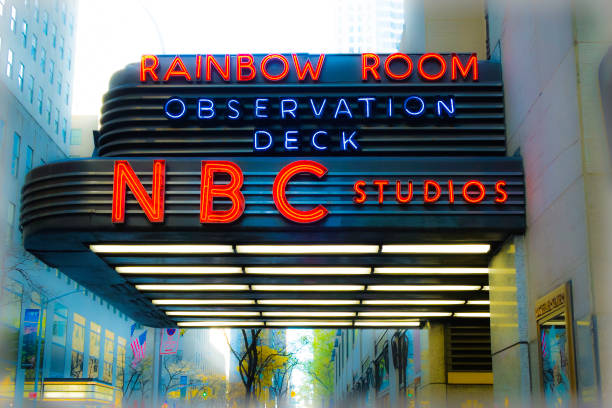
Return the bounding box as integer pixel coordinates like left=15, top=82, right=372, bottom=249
left=273, top=160, right=329, bottom=223
left=112, top=160, right=166, bottom=223
left=200, top=161, right=245, bottom=223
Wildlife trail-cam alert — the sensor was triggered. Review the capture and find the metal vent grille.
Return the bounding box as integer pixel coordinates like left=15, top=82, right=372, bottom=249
left=447, top=322, right=492, bottom=372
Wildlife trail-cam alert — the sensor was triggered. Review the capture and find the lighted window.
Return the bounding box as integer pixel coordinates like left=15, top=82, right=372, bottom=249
left=50, top=303, right=67, bottom=376
left=30, top=34, right=37, bottom=60
left=37, top=86, right=43, bottom=114
left=17, top=62, right=24, bottom=91
left=27, top=75, right=34, bottom=103
left=25, top=145, right=33, bottom=173
left=116, top=337, right=126, bottom=388
left=11, top=132, right=20, bottom=177
left=103, top=330, right=115, bottom=383
left=88, top=322, right=101, bottom=378
left=10, top=6, right=16, bottom=32
left=6, top=48, right=13, bottom=77
left=20, top=21, right=28, bottom=48
left=42, top=10, right=48, bottom=35
left=49, top=59, right=54, bottom=83
left=70, top=313, right=86, bottom=378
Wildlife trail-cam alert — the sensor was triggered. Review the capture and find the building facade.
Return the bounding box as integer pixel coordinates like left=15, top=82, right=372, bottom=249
left=334, top=1, right=612, bottom=408
left=0, top=1, right=134, bottom=407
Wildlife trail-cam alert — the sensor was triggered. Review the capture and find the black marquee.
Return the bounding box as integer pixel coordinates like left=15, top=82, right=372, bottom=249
left=20, top=54, right=525, bottom=327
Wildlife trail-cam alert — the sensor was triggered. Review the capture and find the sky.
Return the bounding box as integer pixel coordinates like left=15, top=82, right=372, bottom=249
left=72, top=0, right=339, bottom=115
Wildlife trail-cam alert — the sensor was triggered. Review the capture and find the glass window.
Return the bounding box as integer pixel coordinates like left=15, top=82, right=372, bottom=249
left=11, top=132, right=20, bottom=177
left=52, top=304, right=67, bottom=345
left=40, top=47, right=46, bottom=72
left=54, top=109, right=59, bottom=134
left=6, top=48, right=13, bottom=77
left=25, top=145, right=33, bottom=173
left=69, top=14, right=74, bottom=35
left=34, top=0, right=39, bottom=22
left=70, top=128, right=81, bottom=145
left=0, top=0, right=4, bottom=16
left=62, top=118, right=67, bottom=143
left=10, top=6, right=16, bottom=32
left=61, top=2, right=66, bottom=24
left=88, top=322, right=101, bottom=378
left=49, top=60, right=54, bottom=83
left=65, top=83, right=69, bottom=105
left=27, top=74, right=34, bottom=103
left=30, top=34, right=37, bottom=60
left=103, top=330, right=114, bottom=383
left=46, top=97, right=51, bottom=124
left=37, top=86, right=43, bottom=114
left=1, top=279, right=23, bottom=328
left=51, top=23, right=56, bottom=47
left=67, top=49, right=71, bottom=70
left=57, top=72, right=62, bottom=94
left=42, top=10, right=48, bottom=35
left=59, top=36, right=64, bottom=59
left=116, top=337, right=126, bottom=388
left=17, top=62, right=24, bottom=91
left=70, top=313, right=85, bottom=378
left=21, top=20, right=28, bottom=47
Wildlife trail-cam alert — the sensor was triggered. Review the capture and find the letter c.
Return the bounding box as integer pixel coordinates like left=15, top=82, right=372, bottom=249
left=273, top=160, right=329, bottom=223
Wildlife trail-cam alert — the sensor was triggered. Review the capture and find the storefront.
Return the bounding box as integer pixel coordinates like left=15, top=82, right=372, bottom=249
left=19, top=53, right=524, bottom=329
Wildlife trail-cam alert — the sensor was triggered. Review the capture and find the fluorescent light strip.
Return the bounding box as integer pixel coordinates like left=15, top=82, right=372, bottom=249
left=177, top=321, right=264, bottom=327
left=454, top=312, right=491, bottom=318
left=355, top=321, right=420, bottom=327
left=362, top=300, right=465, bottom=306
left=236, top=245, right=379, bottom=254
left=368, top=285, right=481, bottom=291
left=253, top=285, right=365, bottom=291
left=166, top=311, right=260, bottom=317
left=482, top=286, right=490, bottom=291
left=90, top=244, right=233, bottom=254
left=117, top=266, right=242, bottom=274
left=266, top=321, right=353, bottom=327
left=257, top=299, right=360, bottom=306
left=467, top=300, right=490, bottom=305
left=152, top=299, right=255, bottom=305
left=135, top=284, right=248, bottom=291
left=374, top=267, right=488, bottom=275
left=262, top=312, right=356, bottom=318
left=245, top=267, right=371, bottom=275
left=358, top=312, right=451, bottom=318
left=381, top=244, right=490, bottom=254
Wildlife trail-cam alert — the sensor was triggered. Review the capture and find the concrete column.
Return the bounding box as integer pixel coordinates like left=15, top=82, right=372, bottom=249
left=489, top=237, right=532, bottom=408
left=417, top=322, right=447, bottom=408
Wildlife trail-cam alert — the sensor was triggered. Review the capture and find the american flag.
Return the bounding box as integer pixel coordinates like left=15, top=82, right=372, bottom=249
left=130, top=331, right=147, bottom=365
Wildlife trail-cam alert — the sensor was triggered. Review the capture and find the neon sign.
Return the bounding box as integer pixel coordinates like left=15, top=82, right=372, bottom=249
left=140, top=53, right=478, bottom=83
left=112, top=160, right=509, bottom=225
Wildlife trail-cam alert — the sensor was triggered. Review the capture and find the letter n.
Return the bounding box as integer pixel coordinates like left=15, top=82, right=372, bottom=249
left=112, top=160, right=166, bottom=223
